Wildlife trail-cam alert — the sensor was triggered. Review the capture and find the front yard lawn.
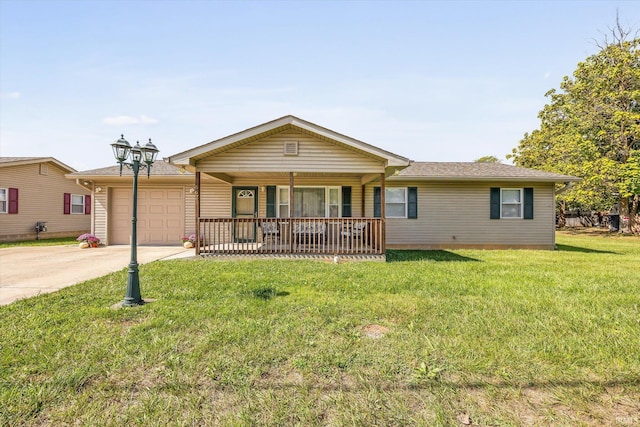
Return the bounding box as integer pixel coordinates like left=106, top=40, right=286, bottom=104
left=1, top=232, right=638, bottom=426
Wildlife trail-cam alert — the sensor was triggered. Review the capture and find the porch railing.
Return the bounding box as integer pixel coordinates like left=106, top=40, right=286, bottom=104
left=197, top=218, right=384, bottom=255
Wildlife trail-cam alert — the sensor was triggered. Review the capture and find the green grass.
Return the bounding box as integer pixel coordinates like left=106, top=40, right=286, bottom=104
left=0, top=237, right=78, bottom=248
left=1, top=232, right=639, bottom=426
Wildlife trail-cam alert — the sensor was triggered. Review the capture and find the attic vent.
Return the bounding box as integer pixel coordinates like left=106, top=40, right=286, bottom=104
left=283, top=141, right=298, bottom=156
left=39, top=164, right=49, bottom=175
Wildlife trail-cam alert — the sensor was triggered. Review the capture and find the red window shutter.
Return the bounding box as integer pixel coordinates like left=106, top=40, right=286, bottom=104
left=64, top=193, right=71, bottom=214
left=8, top=188, right=18, bottom=214
left=85, top=195, right=91, bottom=214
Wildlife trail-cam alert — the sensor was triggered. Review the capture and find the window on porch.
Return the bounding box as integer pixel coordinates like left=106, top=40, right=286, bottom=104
left=277, top=186, right=341, bottom=218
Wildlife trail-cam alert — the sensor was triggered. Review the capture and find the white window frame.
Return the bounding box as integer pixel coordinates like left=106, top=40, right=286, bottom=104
left=0, top=188, right=7, bottom=214
left=71, top=194, right=85, bottom=215
left=501, top=188, right=523, bottom=219
left=276, top=186, right=341, bottom=218
left=385, top=187, right=407, bottom=218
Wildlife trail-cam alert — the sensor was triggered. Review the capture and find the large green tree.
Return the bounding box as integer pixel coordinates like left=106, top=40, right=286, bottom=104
left=509, top=22, right=640, bottom=233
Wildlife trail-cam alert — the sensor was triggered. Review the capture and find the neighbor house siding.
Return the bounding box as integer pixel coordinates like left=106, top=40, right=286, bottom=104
left=196, top=131, right=385, bottom=174
left=365, top=181, right=556, bottom=249
left=0, top=162, right=90, bottom=241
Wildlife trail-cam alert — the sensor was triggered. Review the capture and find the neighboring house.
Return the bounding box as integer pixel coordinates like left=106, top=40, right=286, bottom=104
left=70, top=116, right=580, bottom=253
left=0, top=157, right=91, bottom=242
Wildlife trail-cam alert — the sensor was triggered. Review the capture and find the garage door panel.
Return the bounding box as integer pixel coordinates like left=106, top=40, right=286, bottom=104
left=148, top=219, right=164, bottom=228
left=110, top=187, right=184, bottom=245
left=167, top=205, right=181, bottom=214
left=149, top=205, right=164, bottom=214
left=166, top=219, right=181, bottom=228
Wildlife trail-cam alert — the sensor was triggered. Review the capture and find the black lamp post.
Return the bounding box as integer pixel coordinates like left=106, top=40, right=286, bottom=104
left=111, top=135, right=159, bottom=307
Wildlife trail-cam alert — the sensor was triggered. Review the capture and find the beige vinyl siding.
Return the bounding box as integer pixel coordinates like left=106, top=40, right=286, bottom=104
left=184, top=191, right=197, bottom=235
left=365, top=181, right=556, bottom=249
left=0, top=162, right=90, bottom=241
left=196, top=131, right=385, bottom=174
left=94, top=189, right=108, bottom=242
left=200, top=181, right=232, bottom=217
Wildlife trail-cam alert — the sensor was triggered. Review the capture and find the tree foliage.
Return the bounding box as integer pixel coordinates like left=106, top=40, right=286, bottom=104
left=509, top=21, right=640, bottom=232
left=474, top=155, right=501, bottom=163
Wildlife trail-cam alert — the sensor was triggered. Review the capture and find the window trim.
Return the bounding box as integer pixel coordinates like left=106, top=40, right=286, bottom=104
left=0, top=188, right=7, bottom=214
left=385, top=187, right=408, bottom=219
left=71, top=194, right=86, bottom=215
left=500, top=188, right=523, bottom=219
left=276, top=186, right=341, bottom=218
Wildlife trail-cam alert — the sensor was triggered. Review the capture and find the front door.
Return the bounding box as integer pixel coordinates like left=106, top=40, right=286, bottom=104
left=232, top=187, right=258, bottom=242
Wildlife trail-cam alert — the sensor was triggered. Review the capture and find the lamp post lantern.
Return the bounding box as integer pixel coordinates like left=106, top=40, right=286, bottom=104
left=111, top=135, right=159, bottom=307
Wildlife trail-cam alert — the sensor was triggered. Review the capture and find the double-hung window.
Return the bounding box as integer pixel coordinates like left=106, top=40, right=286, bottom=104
left=501, top=189, right=522, bottom=218
left=277, top=186, right=341, bottom=218
left=64, top=193, right=90, bottom=215
left=0, top=189, right=7, bottom=213
left=385, top=188, right=407, bottom=218
left=490, top=187, right=533, bottom=220
left=0, top=188, right=18, bottom=214
left=71, top=195, right=85, bottom=214
left=373, top=187, right=418, bottom=219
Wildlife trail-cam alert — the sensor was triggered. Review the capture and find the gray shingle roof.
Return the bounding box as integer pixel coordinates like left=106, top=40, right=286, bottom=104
left=68, top=161, right=193, bottom=176
left=391, top=162, right=580, bottom=182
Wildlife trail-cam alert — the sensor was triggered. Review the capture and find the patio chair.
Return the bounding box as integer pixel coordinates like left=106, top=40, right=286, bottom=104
left=293, top=221, right=326, bottom=248
left=340, top=221, right=367, bottom=248
left=260, top=221, right=280, bottom=245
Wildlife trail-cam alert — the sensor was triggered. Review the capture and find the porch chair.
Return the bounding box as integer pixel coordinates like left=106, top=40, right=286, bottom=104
left=260, top=221, right=280, bottom=245
left=341, top=221, right=367, bottom=248
left=293, top=221, right=326, bottom=249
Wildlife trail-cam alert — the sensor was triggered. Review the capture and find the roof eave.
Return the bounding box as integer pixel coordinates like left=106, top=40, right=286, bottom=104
left=0, top=157, right=77, bottom=173
left=388, top=176, right=582, bottom=183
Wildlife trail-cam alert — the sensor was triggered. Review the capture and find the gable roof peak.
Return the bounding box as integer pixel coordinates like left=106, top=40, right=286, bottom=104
left=167, top=115, right=410, bottom=167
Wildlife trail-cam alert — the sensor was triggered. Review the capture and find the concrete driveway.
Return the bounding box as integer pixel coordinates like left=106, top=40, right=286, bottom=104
left=0, top=245, right=195, bottom=305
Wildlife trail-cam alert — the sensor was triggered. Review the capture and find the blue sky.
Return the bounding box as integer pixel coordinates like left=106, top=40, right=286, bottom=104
left=1, top=0, right=638, bottom=171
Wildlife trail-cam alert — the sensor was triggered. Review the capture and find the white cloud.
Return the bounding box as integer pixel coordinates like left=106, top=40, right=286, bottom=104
left=0, top=91, right=21, bottom=99
left=102, top=115, right=158, bottom=126
left=544, top=72, right=551, bottom=79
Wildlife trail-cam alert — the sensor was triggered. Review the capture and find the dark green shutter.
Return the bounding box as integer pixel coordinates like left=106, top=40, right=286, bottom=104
left=490, top=187, right=500, bottom=219
left=373, top=187, right=381, bottom=218
left=341, top=186, right=352, bottom=217
left=523, top=188, right=534, bottom=219
left=407, top=187, right=418, bottom=219
left=266, top=186, right=276, bottom=218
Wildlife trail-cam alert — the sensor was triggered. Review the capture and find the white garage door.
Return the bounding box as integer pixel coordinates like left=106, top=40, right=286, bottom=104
left=111, top=188, right=184, bottom=245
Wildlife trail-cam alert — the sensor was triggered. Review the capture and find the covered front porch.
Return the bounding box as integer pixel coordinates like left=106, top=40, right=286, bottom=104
left=167, top=116, right=412, bottom=257
left=197, top=217, right=384, bottom=255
